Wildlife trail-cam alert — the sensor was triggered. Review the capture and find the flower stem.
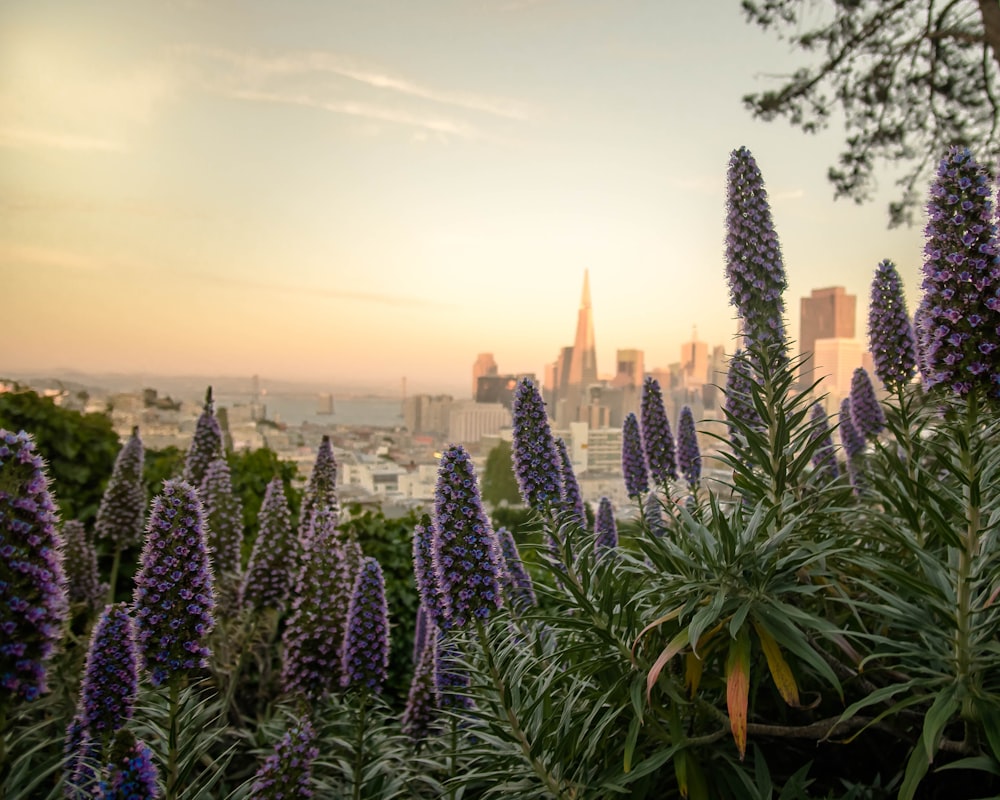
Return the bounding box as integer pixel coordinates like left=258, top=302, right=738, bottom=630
left=106, top=543, right=122, bottom=605
left=166, top=681, right=181, bottom=800
left=955, top=392, right=981, bottom=712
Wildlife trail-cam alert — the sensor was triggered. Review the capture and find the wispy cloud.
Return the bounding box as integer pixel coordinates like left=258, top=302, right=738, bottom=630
left=197, top=272, right=446, bottom=309
left=0, top=127, right=126, bottom=153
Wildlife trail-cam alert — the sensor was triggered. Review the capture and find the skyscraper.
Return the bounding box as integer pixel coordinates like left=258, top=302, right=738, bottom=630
left=799, top=287, right=856, bottom=387
left=680, top=327, right=709, bottom=388
left=567, top=270, right=598, bottom=386
left=472, top=353, right=498, bottom=398
left=547, top=271, right=603, bottom=428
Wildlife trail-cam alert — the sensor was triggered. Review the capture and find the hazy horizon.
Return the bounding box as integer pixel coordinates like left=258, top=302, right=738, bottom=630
left=2, top=1, right=928, bottom=389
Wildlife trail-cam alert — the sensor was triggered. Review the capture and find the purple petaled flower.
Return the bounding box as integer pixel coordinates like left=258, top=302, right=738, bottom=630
left=921, top=147, right=1000, bottom=396
left=640, top=378, right=677, bottom=485
left=497, top=527, right=536, bottom=612
left=62, top=520, right=105, bottom=610
left=282, top=507, right=361, bottom=700
left=182, top=388, right=224, bottom=488
left=676, top=407, right=701, bottom=489
left=102, top=729, right=159, bottom=800
left=868, top=260, right=918, bottom=393
left=914, top=298, right=935, bottom=386
left=412, top=515, right=446, bottom=630
left=402, top=631, right=439, bottom=742
left=79, top=602, right=138, bottom=742
left=725, top=146, right=788, bottom=363
left=63, top=713, right=99, bottom=797
left=724, top=351, right=762, bottom=450
left=248, top=720, right=318, bottom=800
left=341, top=557, right=391, bottom=693
left=511, top=379, right=562, bottom=514
left=594, top=497, right=618, bottom=555
left=0, top=429, right=68, bottom=704
left=199, top=458, right=244, bottom=610
left=849, top=368, right=886, bottom=439
left=644, top=494, right=667, bottom=538
left=808, top=403, right=839, bottom=483
left=621, top=413, right=649, bottom=499
left=94, top=427, right=146, bottom=549
left=838, top=399, right=866, bottom=460
left=434, top=631, right=472, bottom=710
left=132, top=480, right=215, bottom=687
left=298, top=435, right=339, bottom=548
left=431, top=445, right=503, bottom=629
left=242, top=478, right=295, bottom=612
left=556, top=438, right=587, bottom=527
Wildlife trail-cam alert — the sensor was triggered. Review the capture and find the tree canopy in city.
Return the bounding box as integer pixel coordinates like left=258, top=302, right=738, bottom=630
left=742, top=0, right=1000, bottom=226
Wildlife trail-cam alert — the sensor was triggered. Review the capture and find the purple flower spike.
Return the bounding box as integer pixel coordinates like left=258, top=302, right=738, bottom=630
left=0, top=429, right=68, bottom=704
left=556, top=438, right=586, bottom=526
left=838, top=399, right=866, bottom=460
left=132, top=480, right=215, bottom=687
left=808, top=403, right=839, bottom=483
left=412, top=515, right=446, bottom=630
left=849, top=368, right=886, bottom=438
left=434, top=631, right=472, bottom=710
left=103, top=729, right=159, bottom=800
left=676, top=407, right=701, bottom=490
left=725, top=147, right=788, bottom=361
left=640, top=378, right=677, bottom=485
left=511, top=379, right=562, bottom=514
left=921, top=147, right=1000, bottom=396
left=594, top=497, right=618, bottom=555
left=341, top=556, right=391, bottom=693
left=497, top=527, right=536, bottom=612
left=432, top=445, right=503, bottom=629
left=94, top=427, right=146, bottom=549
left=402, top=632, right=439, bottom=742
left=200, top=459, right=244, bottom=598
left=868, top=260, right=918, bottom=393
left=413, top=604, right=429, bottom=665
left=724, top=351, right=762, bottom=449
left=644, top=494, right=667, bottom=538
left=62, top=520, right=104, bottom=610
left=622, top=413, right=649, bottom=499
left=249, top=721, right=318, bottom=799
left=282, top=508, right=361, bottom=700
left=299, top=435, right=339, bottom=545
left=914, top=298, right=935, bottom=386
left=80, top=602, right=138, bottom=741
left=242, top=478, right=295, bottom=612
left=182, top=387, right=224, bottom=488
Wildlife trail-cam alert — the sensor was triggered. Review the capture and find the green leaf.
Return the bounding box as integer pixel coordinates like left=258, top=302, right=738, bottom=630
left=623, top=713, right=641, bottom=773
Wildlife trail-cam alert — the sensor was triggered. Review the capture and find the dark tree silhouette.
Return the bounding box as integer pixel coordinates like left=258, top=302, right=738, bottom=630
left=742, top=0, right=1000, bottom=226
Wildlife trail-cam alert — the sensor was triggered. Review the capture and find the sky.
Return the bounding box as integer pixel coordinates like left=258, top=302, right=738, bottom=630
left=0, top=0, right=928, bottom=397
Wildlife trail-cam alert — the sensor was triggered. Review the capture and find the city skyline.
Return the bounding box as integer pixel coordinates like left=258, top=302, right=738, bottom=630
left=1, top=2, right=927, bottom=393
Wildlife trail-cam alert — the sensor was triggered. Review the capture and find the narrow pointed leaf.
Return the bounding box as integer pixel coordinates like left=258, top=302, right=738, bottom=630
left=753, top=619, right=800, bottom=707
left=726, top=626, right=751, bottom=760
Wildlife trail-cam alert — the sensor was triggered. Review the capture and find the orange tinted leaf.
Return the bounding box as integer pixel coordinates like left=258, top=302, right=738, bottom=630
left=646, top=628, right=690, bottom=703
left=753, top=619, right=800, bottom=707
left=726, top=627, right=751, bottom=760
left=685, top=651, right=704, bottom=697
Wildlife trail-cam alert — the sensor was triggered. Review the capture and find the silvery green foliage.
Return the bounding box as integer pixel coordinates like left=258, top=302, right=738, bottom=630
left=94, top=426, right=146, bottom=548
left=0, top=429, right=68, bottom=704
left=808, top=403, right=839, bottom=483
left=182, top=388, right=224, bottom=488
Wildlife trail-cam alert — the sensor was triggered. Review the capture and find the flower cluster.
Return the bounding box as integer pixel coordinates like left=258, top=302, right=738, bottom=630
left=94, top=427, right=146, bottom=549
left=182, top=388, right=224, bottom=487
left=868, top=260, right=918, bottom=393
left=808, top=403, right=839, bottom=483
left=497, top=527, right=536, bottom=612
left=849, top=368, right=886, bottom=439
left=200, top=458, right=244, bottom=610
left=640, top=378, right=677, bottom=485
left=241, top=478, right=295, bottom=612
left=622, top=413, right=649, bottom=498
left=920, top=146, right=1000, bottom=396
left=839, top=398, right=866, bottom=495
left=725, top=146, right=788, bottom=361
left=62, top=520, right=105, bottom=610
left=511, top=379, right=562, bottom=513
left=299, top=435, right=339, bottom=544
left=132, top=480, right=215, bottom=687
left=0, top=429, right=68, bottom=703
left=644, top=494, right=667, bottom=538
left=432, top=445, right=503, bottom=628
left=282, top=508, right=361, bottom=700
left=402, top=633, right=439, bottom=741
left=79, top=602, right=138, bottom=742
left=556, top=438, right=586, bottom=527
left=412, top=515, right=445, bottom=629
left=676, top=407, right=701, bottom=489
left=594, top=497, right=618, bottom=554
left=249, top=720, right=319, bottom=799
left=102, top=729, right=159, bottom=800
left=341, top=556, right=390, bottom=693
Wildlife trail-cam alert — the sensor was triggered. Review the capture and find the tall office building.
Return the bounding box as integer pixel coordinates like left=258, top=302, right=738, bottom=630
left=799, top=287, right=856, bottom=387
left=567, top=270, right=599, bottom=386
left=547, top=272, right=603, bottom=427
left=472, top=353, right=498, bottom=398
left=680, top=327, right=709, bottom=388
left=612, top=349, right=644, bottom=388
